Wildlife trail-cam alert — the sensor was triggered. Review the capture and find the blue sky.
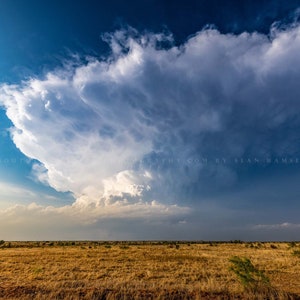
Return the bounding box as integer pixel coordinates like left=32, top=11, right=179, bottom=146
left=1, top=0, right=300, bottom=240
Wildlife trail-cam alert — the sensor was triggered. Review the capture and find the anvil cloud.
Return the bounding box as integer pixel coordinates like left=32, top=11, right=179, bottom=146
left=1, top=22, right=300, bottom=239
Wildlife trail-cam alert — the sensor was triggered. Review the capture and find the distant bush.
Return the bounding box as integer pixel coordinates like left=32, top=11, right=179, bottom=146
left=257, top=242, right=263, bottom=248
left=245, top=242, right=263, bottom=249
left=288, top=242, right=297, bottom=248
left=119, top=245, right=129, bottom=249
left=270, top=244, right=277, bottom=249
left=0, top=240, right=5, bottom=245
left=292, top=250, right=300, bottom=257
left=229, top=256, right=270, bottom=292
left=230, top=240, right=243, bottom=244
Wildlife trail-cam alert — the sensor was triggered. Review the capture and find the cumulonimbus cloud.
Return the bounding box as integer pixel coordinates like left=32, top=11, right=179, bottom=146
left=1, top=22, right=300, bottom=220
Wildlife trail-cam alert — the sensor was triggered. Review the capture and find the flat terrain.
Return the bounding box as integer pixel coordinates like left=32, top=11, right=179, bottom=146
left=0, top=241, right=299, bottom=299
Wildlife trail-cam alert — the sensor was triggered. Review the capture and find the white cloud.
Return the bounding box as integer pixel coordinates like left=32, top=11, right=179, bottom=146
left=1, top=22, right=300, bottom=230
left=0, top=200, right=190, bottom=240
left=253, top=222, right=300, bottom=230
left=0, top=181, right=37, bottom=207
left=0, top=181, right=65, bottom=209
left=0, top=200, right=189, bottom=222
left=102, top=170, right=151, bottom=199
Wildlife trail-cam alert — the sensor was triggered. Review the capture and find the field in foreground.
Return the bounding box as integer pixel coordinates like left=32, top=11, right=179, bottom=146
left=0, top=241, right=300, bottom=299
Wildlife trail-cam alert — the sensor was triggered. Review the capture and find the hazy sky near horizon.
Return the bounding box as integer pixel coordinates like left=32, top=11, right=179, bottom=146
left=1, top=0, right=300, bottom=240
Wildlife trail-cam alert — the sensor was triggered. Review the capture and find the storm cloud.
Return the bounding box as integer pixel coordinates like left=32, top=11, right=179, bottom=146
left=1, top=22, right=300, bottom=239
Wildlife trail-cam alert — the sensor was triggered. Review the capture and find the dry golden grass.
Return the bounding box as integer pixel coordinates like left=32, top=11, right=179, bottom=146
left=0, top=241, right=299, bottom=299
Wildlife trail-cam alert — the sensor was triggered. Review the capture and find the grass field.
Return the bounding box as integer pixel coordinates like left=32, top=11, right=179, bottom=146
left=0, top=241, right=300, bottom=299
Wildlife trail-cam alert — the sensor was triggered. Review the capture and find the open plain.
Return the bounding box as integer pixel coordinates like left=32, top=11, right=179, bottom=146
left=0, top=241, right=299, bottom=299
